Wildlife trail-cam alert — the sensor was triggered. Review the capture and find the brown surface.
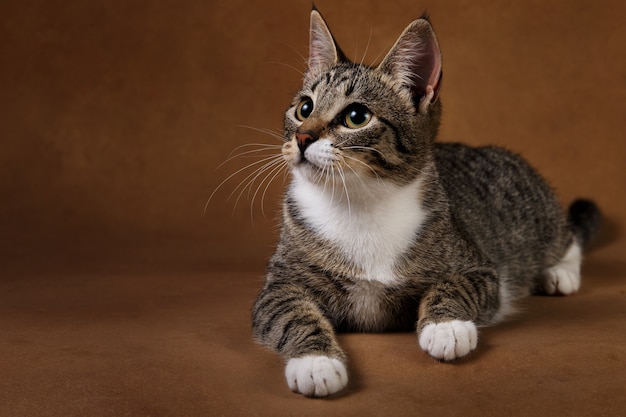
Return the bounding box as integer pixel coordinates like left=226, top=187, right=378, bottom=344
left=1, top=1, right=625, bottom=416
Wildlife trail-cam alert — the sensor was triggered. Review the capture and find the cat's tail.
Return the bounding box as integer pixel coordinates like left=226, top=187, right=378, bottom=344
left=567, top=199, right=602, bottom=248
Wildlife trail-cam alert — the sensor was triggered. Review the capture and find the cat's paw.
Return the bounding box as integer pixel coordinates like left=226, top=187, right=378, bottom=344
left=285, top=355, right=348, bottom=397
left=542, top=267, right=580, bottom=295
left=541, top=243, right=582, bottom=295
left=419, top=320, right=478, bottom=361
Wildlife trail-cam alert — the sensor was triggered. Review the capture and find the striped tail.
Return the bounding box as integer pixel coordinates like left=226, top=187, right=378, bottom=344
left=568, top=199, right=602, bottom=247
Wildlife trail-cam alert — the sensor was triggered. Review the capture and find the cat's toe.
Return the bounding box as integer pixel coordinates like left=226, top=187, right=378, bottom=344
left=419, top=320, right=477, bottom=361
left=285, top=355, right=348, bottom=397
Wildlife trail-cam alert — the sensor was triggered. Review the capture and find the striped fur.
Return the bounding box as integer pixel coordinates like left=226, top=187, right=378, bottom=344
left=251, top=9, right=600, bottom=397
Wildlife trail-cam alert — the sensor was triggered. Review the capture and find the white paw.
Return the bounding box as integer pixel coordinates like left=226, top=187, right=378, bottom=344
left=542, top=267, right=580, bottom=295
left=419, top=320, right=478, bottom=361
left=542, top=243, right=582, bottom=295
left=285, top=355, right=348, bottom=397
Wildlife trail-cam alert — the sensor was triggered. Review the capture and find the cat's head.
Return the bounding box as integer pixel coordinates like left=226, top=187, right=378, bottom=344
left=282, top=9, right=442, bottom=189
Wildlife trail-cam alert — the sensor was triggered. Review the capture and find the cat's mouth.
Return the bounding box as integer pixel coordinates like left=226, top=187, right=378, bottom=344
left=282, top=138, right=337, bottom=171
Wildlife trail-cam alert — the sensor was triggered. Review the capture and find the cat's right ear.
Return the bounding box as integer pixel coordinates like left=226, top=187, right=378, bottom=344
left=307, top=8, right=346, bottom=75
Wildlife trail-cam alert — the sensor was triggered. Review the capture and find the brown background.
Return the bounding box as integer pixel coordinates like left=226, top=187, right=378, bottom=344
left=1, top=0, right=625, bottom=416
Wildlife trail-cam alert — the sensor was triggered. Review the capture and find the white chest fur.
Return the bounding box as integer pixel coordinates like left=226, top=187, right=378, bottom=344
left=290, top=172, right=427, bottom=285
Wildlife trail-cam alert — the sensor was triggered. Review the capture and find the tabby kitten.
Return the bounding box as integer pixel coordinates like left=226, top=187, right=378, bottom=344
left=251, top=9, right=600, bottom=397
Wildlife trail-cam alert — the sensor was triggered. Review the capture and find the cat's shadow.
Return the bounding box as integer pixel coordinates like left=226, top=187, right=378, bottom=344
left=334, top=329, right=499, bottom=398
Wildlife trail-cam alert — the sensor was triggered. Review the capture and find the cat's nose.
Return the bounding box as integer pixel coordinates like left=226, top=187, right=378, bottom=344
left=295, top=129, right=318, bottom=154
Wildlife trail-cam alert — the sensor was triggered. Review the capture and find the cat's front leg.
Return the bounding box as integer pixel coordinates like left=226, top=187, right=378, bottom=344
left=252, top=282, right=348, bottom=397
left=417, top=270, right=499, bottom=361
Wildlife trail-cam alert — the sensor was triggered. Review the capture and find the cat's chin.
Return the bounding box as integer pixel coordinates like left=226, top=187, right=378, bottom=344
left=291, top=161, right=330, bottom=184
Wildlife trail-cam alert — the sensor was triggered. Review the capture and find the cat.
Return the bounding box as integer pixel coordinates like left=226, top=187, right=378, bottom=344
left=251, top=8, right=601, bottom=397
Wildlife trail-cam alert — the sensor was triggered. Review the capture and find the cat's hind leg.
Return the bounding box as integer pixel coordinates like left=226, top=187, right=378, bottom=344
left=540, top=241, right=582, bottom=295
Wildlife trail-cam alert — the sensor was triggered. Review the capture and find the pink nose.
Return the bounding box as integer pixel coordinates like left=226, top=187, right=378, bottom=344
left=295, top=130, right=317, bottom=154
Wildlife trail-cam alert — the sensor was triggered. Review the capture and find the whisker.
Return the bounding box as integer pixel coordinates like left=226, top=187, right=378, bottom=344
left=316, top=165, right=327, bottom=188
left=341, top=154, right=382, bottom=181
left=251, top=159, right=288, bottom=219
left=227, top=142, right=283, bottom=154
left=244, top=157, right=286, bottom=200
left=233, top=160, right=284, bottom=223
left=234, top=125, right=286, bottom=143
left=282, top=42, right=308, bottom=66
left=370, top=36, right=396, bottom=67
left=218, top=144, right=283, bottom=169
left=359, top=25, right=373, bottom=67
left=312, top=168, right=321, bottom=188
left=268, top=61, right=305, bottom=77
left=230, top=156, right=284, bottom=209
left=261, top=160, right=289, bottom=218
left=340, top=145, right=388, bottom=162
left=340, top=155, right=377, bottom=189
left=336, top=164, right=351, bottom=220
left=330, top=164, right=337, bottom=208
left=205, top=154, right=281, bottom=215
left=206, top=119, right=294, bottom=223
left=323, top=164, right=331, bottom=201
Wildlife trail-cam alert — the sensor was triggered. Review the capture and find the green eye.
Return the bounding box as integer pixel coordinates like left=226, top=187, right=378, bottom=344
left=344, top=104, right=371, bottom=129
left=295, top=98, right=314, bottom=121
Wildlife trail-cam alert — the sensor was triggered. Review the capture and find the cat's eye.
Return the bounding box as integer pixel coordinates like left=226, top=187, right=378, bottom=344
left=343, top=104, right=371, bottom=129
left=295, top=98, right=314, bottom=121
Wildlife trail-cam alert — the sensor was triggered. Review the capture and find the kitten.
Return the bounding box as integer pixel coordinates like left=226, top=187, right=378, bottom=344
left=251, top=9, right=601, bottom=397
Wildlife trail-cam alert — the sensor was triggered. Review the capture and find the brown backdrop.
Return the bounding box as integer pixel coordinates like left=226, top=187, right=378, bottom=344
left=1, top=1, right=625, bottom=416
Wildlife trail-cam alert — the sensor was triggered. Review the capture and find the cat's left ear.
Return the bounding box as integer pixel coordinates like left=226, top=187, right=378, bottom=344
left=378, top=17, right=442, bottom=114
left=307, top=8, right=347, bottom=75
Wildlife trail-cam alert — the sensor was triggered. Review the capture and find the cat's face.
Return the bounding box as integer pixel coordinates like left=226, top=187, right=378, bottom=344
left=282, top=10, right=443, bottom=189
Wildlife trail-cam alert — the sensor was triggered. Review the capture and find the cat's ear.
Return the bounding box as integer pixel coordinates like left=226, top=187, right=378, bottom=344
left=307, top=8, right=347, bottom=74
left=378, top=17, right=442, bottom=114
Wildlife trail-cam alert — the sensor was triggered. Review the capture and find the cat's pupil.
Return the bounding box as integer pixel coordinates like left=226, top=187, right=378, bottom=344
left=344, top=104, right=371, bottom=129
left=296, top=98, right=314, bottom=121
left=349, top=110, right=365, bottom=124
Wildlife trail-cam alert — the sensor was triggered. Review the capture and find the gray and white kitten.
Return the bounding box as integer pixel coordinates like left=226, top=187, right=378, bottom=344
left=251, top=9, right=601, bottom=397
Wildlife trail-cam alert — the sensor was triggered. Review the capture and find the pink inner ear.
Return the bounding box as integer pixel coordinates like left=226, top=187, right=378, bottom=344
left=423, top=44, right=442, bottom=102
left=426, top=45, right=442, bottom=92
left=307, top=11, right=339, bottom=72
left=378, top=19, right=442, bottom=102
left=408, top=27, right=442, bottom=99
left=309, top=32, right=334, bottom=70
left=431, top=69, right=442, bottom=101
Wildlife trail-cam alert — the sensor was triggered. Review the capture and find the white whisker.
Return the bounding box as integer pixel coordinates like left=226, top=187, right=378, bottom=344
left=336, top=164, right=351, bottom=220
left=251, top=159, right=288, bottom=219
left=205, top=154, right=280, bottom=215
left=341, top=154, right=382, bottom=181
left=234, top=125, right=286, bottom=143
left=340, top=155, right=375, bottom=189
left=268, top=61, right=305, bottom=77
left=206, top=120, right=292, bottom=220
left=218, top=144, right=283, bottom=169
left=340, top=145, right=388, bottom=162
left=359, top=25, right=373, bottom=67
left=282, top=42, right=308, bottom=66
left=370, top=36, right=395, bottom=67
left=230, top=156, right=284, bottom=210
left=330, top=164, right=337, bottom=208
left=323, top=164, right=332, bottom=202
